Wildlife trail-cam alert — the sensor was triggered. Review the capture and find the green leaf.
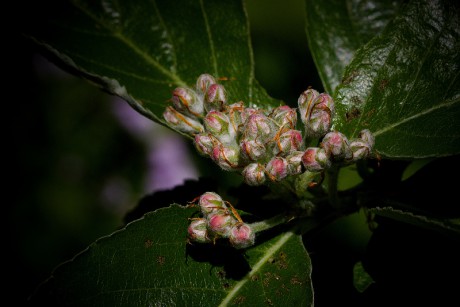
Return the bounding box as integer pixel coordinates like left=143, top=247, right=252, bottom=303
left=304, top=0, right=401, bottom=94
left=22, top=0, right=279, bottom=129
left=30, top=205, right=313, bottom=306
left=353, top=261, right=374, bottom=293
left=333, top=0, right=460, bottom=158
left=369, top=205, right=460, bottom=239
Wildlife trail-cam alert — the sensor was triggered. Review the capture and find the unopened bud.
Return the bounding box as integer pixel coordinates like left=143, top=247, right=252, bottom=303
left=205, top=83, right=227, bottom=112
left=188, top=218, right=211, bottom=244
left=350, top=129, right=375, bottom=161
left=298, top=88, right=319, bottom=124
left=204, top=110, right=236, bottom=144
left=171, top=87, right=204, bottom=118
left=163, top=106, right=204, bottom=135
left=196, top=74, right=216, bottom=95
left=241, top=112, right=276, bottom=142
left=302, top=147, right=331, bottom=172
left=229, top=223, right=255, bottom=249
left=211, top=143, right=240, bottom=171
left=304, top=93, right=334, bottom=138
left=265, top=157, right=289, bottom=181
left=240, top=138, right=267, bottom=162
left=286, top=151, right=305, bottom=175
left=199, top=191, right=226, bottom=216
left=194, top=133, right=215, bottom=156
left=268, top=105, right=297, bottom=131
left=207, top=212, right=236, bottom=238
left=270, top=129, right=303, bottom=156
left=320, top=131, right=352, bottom=161
left=242, top=163, right=266, bottom=186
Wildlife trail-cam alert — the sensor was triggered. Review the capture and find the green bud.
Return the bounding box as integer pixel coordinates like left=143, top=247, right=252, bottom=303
left=196, top=73, right=216, bottom=96
left=304, top=93, right=334, bottom=138
left=187, top=218, right=211, bottom=244
left=286, top=151, right=305, bottom=175
left=211, top=143, right=240, bottom=171
left=194, top=133, right=215, bottom=156
left=269, top=129, right=303, bottom=156
left=298, top=88, right=319, bottom=125
left=171, top=87, right=204, bottom=118
left=204, top=110, right=236, bottom=144
left=163, top=106, right=204, bottom=135
left=240, top=138, right=267, bottom=162
left=207, top=212, right=237, bottom=238
left=268, top=105, right=297, bottom=130
left=205, top=83, right=227, bottom=112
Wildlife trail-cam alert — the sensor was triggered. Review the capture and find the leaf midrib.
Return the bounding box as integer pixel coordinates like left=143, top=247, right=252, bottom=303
left=72, top=0, right=187, bottom=87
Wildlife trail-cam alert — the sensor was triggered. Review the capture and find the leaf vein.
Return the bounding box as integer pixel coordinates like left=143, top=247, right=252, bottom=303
left=200, top=0, right=219, bottom=77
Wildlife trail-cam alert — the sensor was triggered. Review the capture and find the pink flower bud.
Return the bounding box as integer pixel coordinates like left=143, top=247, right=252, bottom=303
left=240, top=138, right=267, bottom=162
left=242, top=163, right=266, bottom=186
left=302, top=147, right=331, bottom=172
left=205, top=83, right=227, bottom=112
left=204, top=110, right=236, bottom=144
left=196, top=73, right=216, bottom=95
left=268, top=105, right=297, bottom=130
left=194, top=133, right=215, bottom=156
left=211, top=143, right=240, bottom=171
left=320, top=131, right=352, bottom=161
left=171, top=87, right=204, bottom=118
left=286, top=151, right=305, bottom=175
left=207, top=212, right=236, bottom=238
left=304, top=93, right=334, bottom=138
left=229, top=223, right=255, bottom=249
left=349, top=129, right=375, bottom=161
left=298, top=88, right=319, bottom=124
left=359, top=129, right=375, bottom=149
left=199, top=191, right=226, bottom=216
left=163, top=106, right=204, bottom=135
left=241, top=112, right=276, bottom=142
left=188, top=218, right=211, bottom=244
left=270, top=129, right=303, bottom=156
left=265, top=157, right=289, bottom=181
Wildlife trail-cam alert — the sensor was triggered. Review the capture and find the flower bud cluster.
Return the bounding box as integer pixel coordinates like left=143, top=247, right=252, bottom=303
left=164, top=74, right=375, bottom=187
left=302, top=129, right=374, bottom=172
left=187, top=192, right=255, bottom=249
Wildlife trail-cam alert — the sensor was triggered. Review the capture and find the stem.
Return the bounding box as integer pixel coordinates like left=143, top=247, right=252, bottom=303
left=327, top=165, right=340, bottom=209
left=249, top=213, right=292, bottom=233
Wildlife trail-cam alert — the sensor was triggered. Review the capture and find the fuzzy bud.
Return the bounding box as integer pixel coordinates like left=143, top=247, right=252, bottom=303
left=229, top=223, right=255, bottom=249
left=194, top=133, right=215, bottom=156
left=241, top=112, right=276, bottom=142
left=199, top=191, right=226, bottom=216
left=163, top=106, right=204, bottom=135
left=196, top=73, right=216, bottom=95
left=268, top=105, right=297, bottom=131
left=211, top=143, right=240, bottom=171
left=270, top=129, right=303, bottom=156
left=286, top=151, right=305, bottom=175
left=204, top=110, right=236, bottom=144
left=265, top=157, right=289, bottom=181
left=302, top=147, right=331, bottom=172
left=188, top=218, right=211, bottom=244
left=320, top=131, right=352, bottom=161
left=242, top=163, right=266, bottom=186
left=240, top=138, right=267, bottom=162
left=205, top=83, right=227, bottom=112
left=298, top=88, right=319, bottom=125
left=350, top=129, right=374, bottom=161
left=171, top=87, right=204, bottom=118
left=304, top=93, right=334, bottom=138
left=207, top=212, right=236, bottom=238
